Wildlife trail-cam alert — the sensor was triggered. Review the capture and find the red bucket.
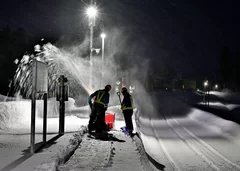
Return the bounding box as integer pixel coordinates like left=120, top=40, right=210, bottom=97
left=105, top=113, right=115, bottom=129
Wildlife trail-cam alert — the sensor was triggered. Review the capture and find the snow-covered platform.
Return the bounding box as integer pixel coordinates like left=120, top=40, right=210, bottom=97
left=59, top=130, right=149, bottom=171
left=9, top=125, right=151, bottom=171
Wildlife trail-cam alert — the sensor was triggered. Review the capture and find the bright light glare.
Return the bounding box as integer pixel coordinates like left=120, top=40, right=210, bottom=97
left=101, top=33, right=106, bottom=39
left=87, top=6, right=97, bottom=18
left=215, top=84, right=218, bottom=88
left=204, top=81, right=208, bottom=87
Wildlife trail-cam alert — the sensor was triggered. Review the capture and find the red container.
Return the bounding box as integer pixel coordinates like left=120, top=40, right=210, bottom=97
left=105, top=113, right=115, bottom=129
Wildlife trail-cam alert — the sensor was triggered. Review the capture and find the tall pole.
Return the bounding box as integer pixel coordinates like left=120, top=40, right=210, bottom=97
left=31, top=60, right=37, bottom=154
left=43, top=92, right=47, bottom=144
left=88, top=0, right=96, bottom=90
left=101, top=34, right=105, bottom=87
left=90, top=24, right=93, bottom=90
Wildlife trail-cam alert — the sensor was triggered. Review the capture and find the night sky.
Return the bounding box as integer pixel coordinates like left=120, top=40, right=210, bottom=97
left=0, top=0, right=239, bottom=78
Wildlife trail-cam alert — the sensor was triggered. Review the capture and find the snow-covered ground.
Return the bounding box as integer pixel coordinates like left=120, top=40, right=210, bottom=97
left=1, top=91, right=240, bottom=171
left=135, top=91, right=240, bottom=170
left=0, top=96, right=91, bottom=170
left=0, top=95, right=146, bottom=171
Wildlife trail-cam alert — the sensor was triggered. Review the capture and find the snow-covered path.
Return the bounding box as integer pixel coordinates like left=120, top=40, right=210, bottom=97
left=58, top=131, right=149, bottom=171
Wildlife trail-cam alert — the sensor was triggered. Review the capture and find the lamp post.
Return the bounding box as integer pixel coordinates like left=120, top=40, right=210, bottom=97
left=204, top=80, right=208, bottom=107
left=86, top=4, right=97, bottom=90
left=100, top=33, right=106, bottom=87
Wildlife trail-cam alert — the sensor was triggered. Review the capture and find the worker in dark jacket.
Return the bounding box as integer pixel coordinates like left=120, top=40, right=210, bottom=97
left=121, top=87, right=134, bottom=135
left=88, top=84, right=111, bottom=134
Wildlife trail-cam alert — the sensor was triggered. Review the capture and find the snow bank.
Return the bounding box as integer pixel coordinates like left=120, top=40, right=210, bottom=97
left=210, top=91, right=240, bottom=103
left=0, top=101, right=32, bottom=130
left=0, top=97, right=84, bottom=132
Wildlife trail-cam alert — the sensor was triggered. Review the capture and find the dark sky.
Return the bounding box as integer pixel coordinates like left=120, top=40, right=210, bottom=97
left=0, top=0, right=239, bottom=78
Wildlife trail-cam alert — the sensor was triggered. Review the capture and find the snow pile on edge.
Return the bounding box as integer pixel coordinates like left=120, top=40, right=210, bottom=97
left=35, top=126, right=88, bottom=171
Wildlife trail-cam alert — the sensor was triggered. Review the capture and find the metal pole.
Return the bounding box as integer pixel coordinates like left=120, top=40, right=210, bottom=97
left=58, top=75, right=67, bottom=135
left=89, top=0, right=94, bottom=90
left=59, top=86, right=64, bottom=135
left=59, top=86, right=61, bottom=134
left=43, top=93, right=47, bottom=144
left=208, top=84, right=210, bottom=108
left=31, top=60, right=37, bottom=154
left=90, top=25, right=93, bottom=90
left=61, top=86, right=65, bottom=134
left=101, top=37, right=105, bottom=87
left=204, top=86, right=206, bottom=106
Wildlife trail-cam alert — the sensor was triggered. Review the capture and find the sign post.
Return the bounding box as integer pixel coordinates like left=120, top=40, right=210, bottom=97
left=57, top=75, right=68, bottom=135
left=31, top=60, right=37, bottom=154
left=43, top=92, right=47, bottom=143
left=31, top=60, right=48, bottom=154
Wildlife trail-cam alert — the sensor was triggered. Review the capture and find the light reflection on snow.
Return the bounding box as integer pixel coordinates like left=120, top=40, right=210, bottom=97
left=197, top=102, right=240, bottom=110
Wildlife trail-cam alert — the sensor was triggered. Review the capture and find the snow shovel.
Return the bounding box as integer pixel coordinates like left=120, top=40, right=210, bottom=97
left=117, top=92, right=122, bottom=104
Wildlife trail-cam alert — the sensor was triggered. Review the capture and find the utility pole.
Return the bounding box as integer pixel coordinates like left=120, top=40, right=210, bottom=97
left=101, top=33, right=106, bottom=87
left=88, top=0, right=96, bottom=90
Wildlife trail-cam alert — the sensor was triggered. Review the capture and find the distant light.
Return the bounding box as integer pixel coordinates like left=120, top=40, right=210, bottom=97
left=197, top=89, right=200, bottom=91
left=204, top=81, right=208, bottom=87
left=101, top=33, right=106, bottom=39
left=215, top=84, right=218, bottom=89
left=86, top=6, right=97, bottom=18
left=41, top=38, right=44, bottom=41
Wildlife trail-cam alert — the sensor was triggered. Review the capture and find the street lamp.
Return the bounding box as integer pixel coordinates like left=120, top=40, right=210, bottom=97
left=203, top=81, right=208, bottom=105
left=203, top=80, right=209, bottom=107
left=204, top=81, right=208, bottom=87
left=86, top=5, right=97, bottom=90
left=101, top=33, right=106, bottom=86
left=86, top=6, right=97, bottom=19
